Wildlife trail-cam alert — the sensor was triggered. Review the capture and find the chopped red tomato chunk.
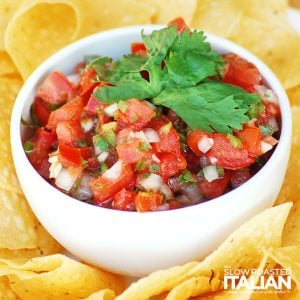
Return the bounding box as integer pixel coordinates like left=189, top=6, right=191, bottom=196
left=33, top=97, right=52, bottom=126
left=115, top=98, right=156, bottom=131
left=90, top=162, right=134, bottom=204
left=27, top=128, right=57, bottom=179
left=37, top=71, right=75, bottom=105
left=223, top=53, right=262, bottom=92
left=158, top=153, right=187, bottom=180
left=112, top=189, right=135, bottom=211
left=135, top=191, right=163, bottom=212
left=46, top=96, right=83, bottom=130
left=56, top=121, right=85, bottom=147
left=131, top=43, right=147, bottom=56
left=237, top=126, right=261, bottom=158
left=168, top=17, right=190, bottom=33
left=58, top=145, right=92, bottom=167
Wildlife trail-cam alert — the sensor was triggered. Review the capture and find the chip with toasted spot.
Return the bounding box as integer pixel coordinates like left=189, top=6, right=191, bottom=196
left=0, top=254, right=124, bottom=299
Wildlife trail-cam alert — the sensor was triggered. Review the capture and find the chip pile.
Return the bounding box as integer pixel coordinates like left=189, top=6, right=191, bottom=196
left=0, top=0, right=300, bottom=299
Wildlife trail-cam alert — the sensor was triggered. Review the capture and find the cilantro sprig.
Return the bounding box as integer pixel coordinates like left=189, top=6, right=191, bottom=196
left=91, top=25, right=261, bottom=134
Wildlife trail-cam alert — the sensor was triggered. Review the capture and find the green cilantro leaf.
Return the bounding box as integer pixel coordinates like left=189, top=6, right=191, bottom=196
left=153, top=81, right=260, bottom=133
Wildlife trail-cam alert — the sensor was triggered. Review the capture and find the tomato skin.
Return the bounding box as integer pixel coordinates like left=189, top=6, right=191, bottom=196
left=264, top=101, right=280, bottom=118
left=79, top=68, right=97, bottom=103
left=27, top=128, right=57, bottom=179
left=131, top=43, right=147, bottom=56
left=116, top=139, right=152, bottom=164
left=112, top=189, right=135, bottom=211
left=56, top=120, right=85, bottom=147
left=223, top=53, right=262, bottom=92
left=168, top=200, right=182, bottom=210
left=135, top=191, right=163, bottom=212
left=237, top=126, right=262, bottom=158
left=168, top=17, right=190, bottom=33
left=37, top=71, right=75, bottom=105
left=33, top=98, right=51, bottom=126
left=90, top=163, right=134, bottom=204
left=58, top=145, right=92, bottom=167
left=116, top=98, right=155, bottom=131
left=207, top=133, right=254, bottom=170
left=187, top=130, right=212, bottom=156
left=198, top=171, right=231, bottom=199
left=158, top=153, right=187, bottom=180
left=230, top=167, right=251, bottom=189
left=46, top=96, right=83, bottom=131
left=84, top=94, right=106, bottom=114
left=154, top=126, right=181, bottom=155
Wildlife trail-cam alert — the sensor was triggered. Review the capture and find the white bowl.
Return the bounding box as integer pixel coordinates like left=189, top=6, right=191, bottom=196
left=11, top=25, right=292, bottom=277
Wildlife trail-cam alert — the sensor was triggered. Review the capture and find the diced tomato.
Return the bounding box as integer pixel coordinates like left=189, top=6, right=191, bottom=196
left=187, top=130, right=212, bottom=156
left=98, top=111, right=112, bottom=127
left=37, top=71, right=76, bottom=105
left=223, top=53, right=262, bottom=92
left=237, top=126, right=261, bottom=157
left=86, top=157, right=100, bottom=171
left=56, top=121, right=85, bottom=146
left=154, top=125, right=181, bottom=155
left=58, top=145, right=92, bottom=167
left=116, top=139, right=152, bottom=164
left=207, top=133, right=254, bottom=170
left=168, top=200, right=182, bottom=210
left=264, top=101, right=280, bottom=118
left=90, top=163, right=134, bottom=204
left=158, top=153, right=187, bottom=180
left=84, top=94, right=107, bottom=114
left=198, top=171, right=231, bottom=199
left=115, top=98, right=156, bottom=131
left=112, top=189, right=135, bottom=211
left=46, top=96, right=83, bottom=130
left=135, top=191, right=163, bottom=212
left=27, top=128, right=57, bottom=179
left=168, top=17, right=190, bottom=34
left=116, top=128, right=133, bottom=144
left=73, top=62, right=85, bottom=74
left=33, top=97, right=51, bottom=126
left=131, top=43, right=147, bottom=56
left=230, top=167, right=251, bottom=189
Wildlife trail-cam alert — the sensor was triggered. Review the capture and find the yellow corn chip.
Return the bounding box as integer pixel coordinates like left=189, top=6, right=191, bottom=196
left=0, top=51, right=18, bottom=76
left=187, top=203, right=292, bottom=278
left=84, top=289, right=116, bottom=300
left=287, top=85, right=300, bottom=106
left=5, top=1, right=79, bottom=79
left=0, top=276, right=20, bottom=299
left=0, top=254, right=124, bottom=299
left=116, top=261, right=197, bottom=300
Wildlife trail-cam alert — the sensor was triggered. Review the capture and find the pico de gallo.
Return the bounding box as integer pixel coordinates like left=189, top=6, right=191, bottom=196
left=23, top=18, right=281, bottom=212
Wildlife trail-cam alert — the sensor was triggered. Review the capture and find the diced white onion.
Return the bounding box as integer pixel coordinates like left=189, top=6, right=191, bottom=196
left=80, top=118, right=94, bottom=133
left=209, top=156, right=218, bottom=165
left=203, top=165, right=219, bottom=182
left=49, top=152, right=62, bottom=179
left=103, top=160, right=122, bottom=179
left=104, top=103, right=118, bottom=117
left=254, top=85, right=279, bottom=104
left=263, top=135, right=278, bottom=146
left=67, top=74, right=80, bottom=85
left=55, top=168, right=78, bottom=191
left=143, top=128, right=160, bottom=143
left=143, top=100, right=156, bottom=110
left=267, top=116, right=279, bottom=133
left=197, top=136, right=214, bottom=153
left=97, top=151, right=109, bottom=163
left=261, top=141, right=273, bottom=154
left=94, top=145, right=103, bottom=156
left=160, top=183, right=173, bottom=200
left=151, top=154, right=160, bottom=163
left=134, top=131, right=148, bottom=142
left=155, top=203, right=170, bottom=211
left=138, top=173, right=163, bottom=192
left=247, top=118, right=257, bottom=127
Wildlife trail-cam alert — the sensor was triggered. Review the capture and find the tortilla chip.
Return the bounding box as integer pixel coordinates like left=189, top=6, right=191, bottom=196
left=275, top=107, right=300, bottom=246
left=186, top=203, right=292, bottom=278
left=69, top=0, right=156, bottom=39
left=5, top=1, right=79, bottom=79
left=0, top=254, right=124, bottom=299
left=191, top=0, right=243, bottom=37
left=287, top=85, right=300, bottom=106
left=290, top=0, right=300, bottom=8
left=0, top=0, right=24, bottom=50
left=116, top=261, right=197, bottom=300
left=144, top=0, right=196, bottom=25
left=165, top=276, right=222, bottom=300
left=265, top=246, right=300, bottom=288
left=0, top=51, right=18, bottom=76
left=84, top=289, right=116, bottom=300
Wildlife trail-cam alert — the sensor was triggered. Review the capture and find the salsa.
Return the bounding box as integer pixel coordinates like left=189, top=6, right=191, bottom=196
left=23, top=18, right=281, bottom=212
